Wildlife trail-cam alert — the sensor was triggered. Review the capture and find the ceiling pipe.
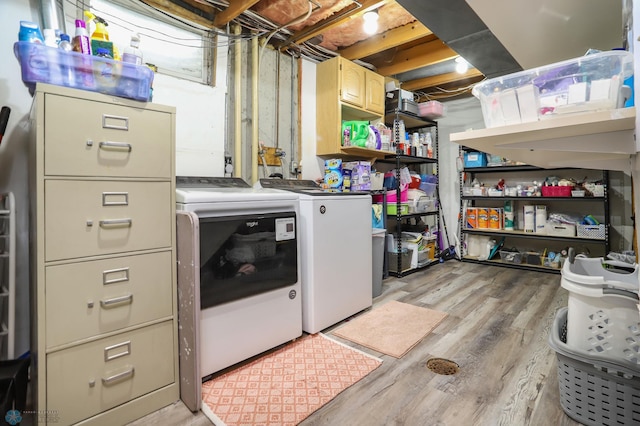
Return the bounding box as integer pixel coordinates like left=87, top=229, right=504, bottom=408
left=233, top=24, right=242, bottom=178
left=39, top=0, right=66, bottom=33
left=251, top=35, right=259, bottom=184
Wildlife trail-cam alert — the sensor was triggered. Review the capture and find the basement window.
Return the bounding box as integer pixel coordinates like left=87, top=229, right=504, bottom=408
left=87, top=0, right=215, bottom=85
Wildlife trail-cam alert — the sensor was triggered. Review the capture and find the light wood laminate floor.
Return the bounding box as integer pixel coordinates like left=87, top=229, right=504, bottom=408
left=130, top=260, right=579, bottom=426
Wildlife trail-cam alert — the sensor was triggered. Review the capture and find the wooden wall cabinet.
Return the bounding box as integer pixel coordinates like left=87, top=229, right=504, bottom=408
left=316, top=56, right=386, bottom=157
left=29, top=84, right=179, bottom=425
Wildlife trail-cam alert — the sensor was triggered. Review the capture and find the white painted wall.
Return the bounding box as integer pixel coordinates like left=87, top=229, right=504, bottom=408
left=1, top=0, right=228, bottom=357
left=437, top=97, right=486, bottom=254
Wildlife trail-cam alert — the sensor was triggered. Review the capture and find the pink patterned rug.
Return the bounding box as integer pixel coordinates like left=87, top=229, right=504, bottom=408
left=201, top=333, right=382, bottom=426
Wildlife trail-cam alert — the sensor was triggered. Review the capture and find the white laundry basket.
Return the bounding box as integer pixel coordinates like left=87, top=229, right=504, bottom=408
left=561, top=254, right=640, bottom=365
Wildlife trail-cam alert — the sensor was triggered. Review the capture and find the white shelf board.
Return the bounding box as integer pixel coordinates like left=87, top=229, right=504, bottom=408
left=450, top=108, right=636, bottom=172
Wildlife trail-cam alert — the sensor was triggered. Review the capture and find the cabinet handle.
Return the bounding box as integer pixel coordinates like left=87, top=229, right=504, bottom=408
left=102, top=267, right=130, bottom=285
left=100, top=294, right=133, bottom=308
left=102, top=192, right=129, bottom=206
left=99, top=141, right=132, bottom=152
left=102, top=114, right=129, bottom=130
left=99, top=218, right=132, bottom=227
left=102, top=367, right=135, bottom=386
left=104, top=340, right=132, bottom=362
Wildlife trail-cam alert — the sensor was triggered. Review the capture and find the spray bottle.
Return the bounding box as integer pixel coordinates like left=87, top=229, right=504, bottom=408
left=84, top=11, right=116, bottom=59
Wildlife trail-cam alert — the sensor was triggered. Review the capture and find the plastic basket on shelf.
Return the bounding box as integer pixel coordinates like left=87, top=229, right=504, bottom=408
left=13, top=41, right=153, bottom=101
left=541, top=185, right=573, bottom=197
left=549, top=307, right=640, bottom=426
left=576, top=224, right=606, bottom=239
left=560, top=255, right=640, bottom=363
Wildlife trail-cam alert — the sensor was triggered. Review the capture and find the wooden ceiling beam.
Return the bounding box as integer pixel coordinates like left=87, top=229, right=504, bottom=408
left=140, top=0, right=216, bottom=28
left=213, top=0, right=261, bottom=28
left=338, top=21, right=432, bottom=60
left=401, top=69, right=484, bottom=92
left=287, top=0, right=388, bottom=45
left=375, top=40, right=458, bottom=76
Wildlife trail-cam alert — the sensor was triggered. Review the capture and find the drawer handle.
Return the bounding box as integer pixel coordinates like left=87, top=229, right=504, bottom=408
left=104, top=341, right=131, bottom=362
left=102, top=367, right=135, bottom=386
left=99, top=141, right=132, bottom=152
left=100, top=294, right=133, bottom=308
left=102, top=114, right=129, bottom=130
left=102, top=267, right=130, bottom=285
left=99, top=218, right=132, bottom=227
left=102, top=192, right=129, bottom=206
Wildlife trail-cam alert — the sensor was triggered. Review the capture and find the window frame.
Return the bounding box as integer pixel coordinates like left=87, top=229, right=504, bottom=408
left=73, top=0, right=216, bottom=85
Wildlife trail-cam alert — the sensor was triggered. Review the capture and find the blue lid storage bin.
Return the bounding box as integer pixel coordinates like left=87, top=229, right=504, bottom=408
left=463, top=152, right=487, bottom=168
left=14, top=42, right=153, bottom=102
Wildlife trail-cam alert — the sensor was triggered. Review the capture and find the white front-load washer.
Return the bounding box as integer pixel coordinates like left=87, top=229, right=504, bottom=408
left=175, top=177, right=302, bottom=411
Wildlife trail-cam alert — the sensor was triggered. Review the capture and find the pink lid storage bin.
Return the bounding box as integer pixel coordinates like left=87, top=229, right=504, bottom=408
left=418, top=101, right=445, bottom=120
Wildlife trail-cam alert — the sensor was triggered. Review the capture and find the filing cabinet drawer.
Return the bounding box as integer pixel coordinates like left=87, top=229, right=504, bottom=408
left=45, top=180, right=172, bottom=261
left=45, top=251, right=173, bottom=348
left=47, top=321, right=175, bottom=425
left=44, top=94, right=172, bottom=179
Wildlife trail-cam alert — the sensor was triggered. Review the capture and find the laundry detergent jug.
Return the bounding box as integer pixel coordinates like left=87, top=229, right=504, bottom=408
left=341, top=121, right=370, bottom=147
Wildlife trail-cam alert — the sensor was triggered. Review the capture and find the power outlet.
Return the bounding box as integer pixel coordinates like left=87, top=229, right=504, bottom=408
left=290, top=161, right=298, bottom=175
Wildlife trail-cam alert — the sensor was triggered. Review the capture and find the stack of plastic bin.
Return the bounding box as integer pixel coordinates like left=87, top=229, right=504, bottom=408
left=549, top=255, right=640, bottom=425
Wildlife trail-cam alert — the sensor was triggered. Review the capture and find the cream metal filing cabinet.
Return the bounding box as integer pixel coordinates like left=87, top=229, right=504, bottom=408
left=29, top=84, right=179, bottom=425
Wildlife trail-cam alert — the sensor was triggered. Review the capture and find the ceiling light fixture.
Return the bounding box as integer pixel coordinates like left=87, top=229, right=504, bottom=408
left=455, top=57, right=469, bottom=74
left=363, top=10, right=379, bottom=35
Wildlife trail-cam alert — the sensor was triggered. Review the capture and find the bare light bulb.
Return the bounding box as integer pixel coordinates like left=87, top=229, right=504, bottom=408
left=455, top=57, right=469, bottom=74
left=363, top=11, right=379, bottom=35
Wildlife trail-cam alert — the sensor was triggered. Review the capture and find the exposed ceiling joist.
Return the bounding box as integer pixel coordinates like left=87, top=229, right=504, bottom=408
left=141, top=0, right=216, bottom=28
left=286, top=0, right=388, bottom=45
left=338, top=21, right=432, bottom=60
left=376, top=39, right=457, bottom=76
left=213, top=0, right=261, bottom=28
left=401, top=69, right=483, bottom=92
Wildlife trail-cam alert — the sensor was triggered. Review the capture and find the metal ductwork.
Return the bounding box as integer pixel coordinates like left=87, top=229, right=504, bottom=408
left=39, top=0, right=66, bottom=33
left=396, top=0, right=522, bottom=79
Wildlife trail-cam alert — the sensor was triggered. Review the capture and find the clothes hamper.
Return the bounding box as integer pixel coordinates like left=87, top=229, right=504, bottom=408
left=560, top=255, right=640, bottom=363
left=549, top=308, right=640, bottom=426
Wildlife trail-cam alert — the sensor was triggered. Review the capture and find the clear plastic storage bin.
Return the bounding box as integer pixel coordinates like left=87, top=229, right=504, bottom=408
left=472, top=50, right=633, bottom=128
left=560, top=255, right=640, bottom=364
left=14, top=41, right=154, bottom=101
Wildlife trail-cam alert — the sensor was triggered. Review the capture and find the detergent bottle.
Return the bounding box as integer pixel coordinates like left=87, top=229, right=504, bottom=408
left=122, top=33, right=143, bottom=65
left=84, top=11, right=115, bottom=59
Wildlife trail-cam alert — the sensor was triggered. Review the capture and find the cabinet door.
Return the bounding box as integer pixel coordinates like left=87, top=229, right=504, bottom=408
left=365, top=71, right=385, bottom=114
left=340, top=59, right=365, bottom=108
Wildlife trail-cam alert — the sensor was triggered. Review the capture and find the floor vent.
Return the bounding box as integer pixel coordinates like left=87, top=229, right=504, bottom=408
left=426, top=358, right=459, bottom=375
